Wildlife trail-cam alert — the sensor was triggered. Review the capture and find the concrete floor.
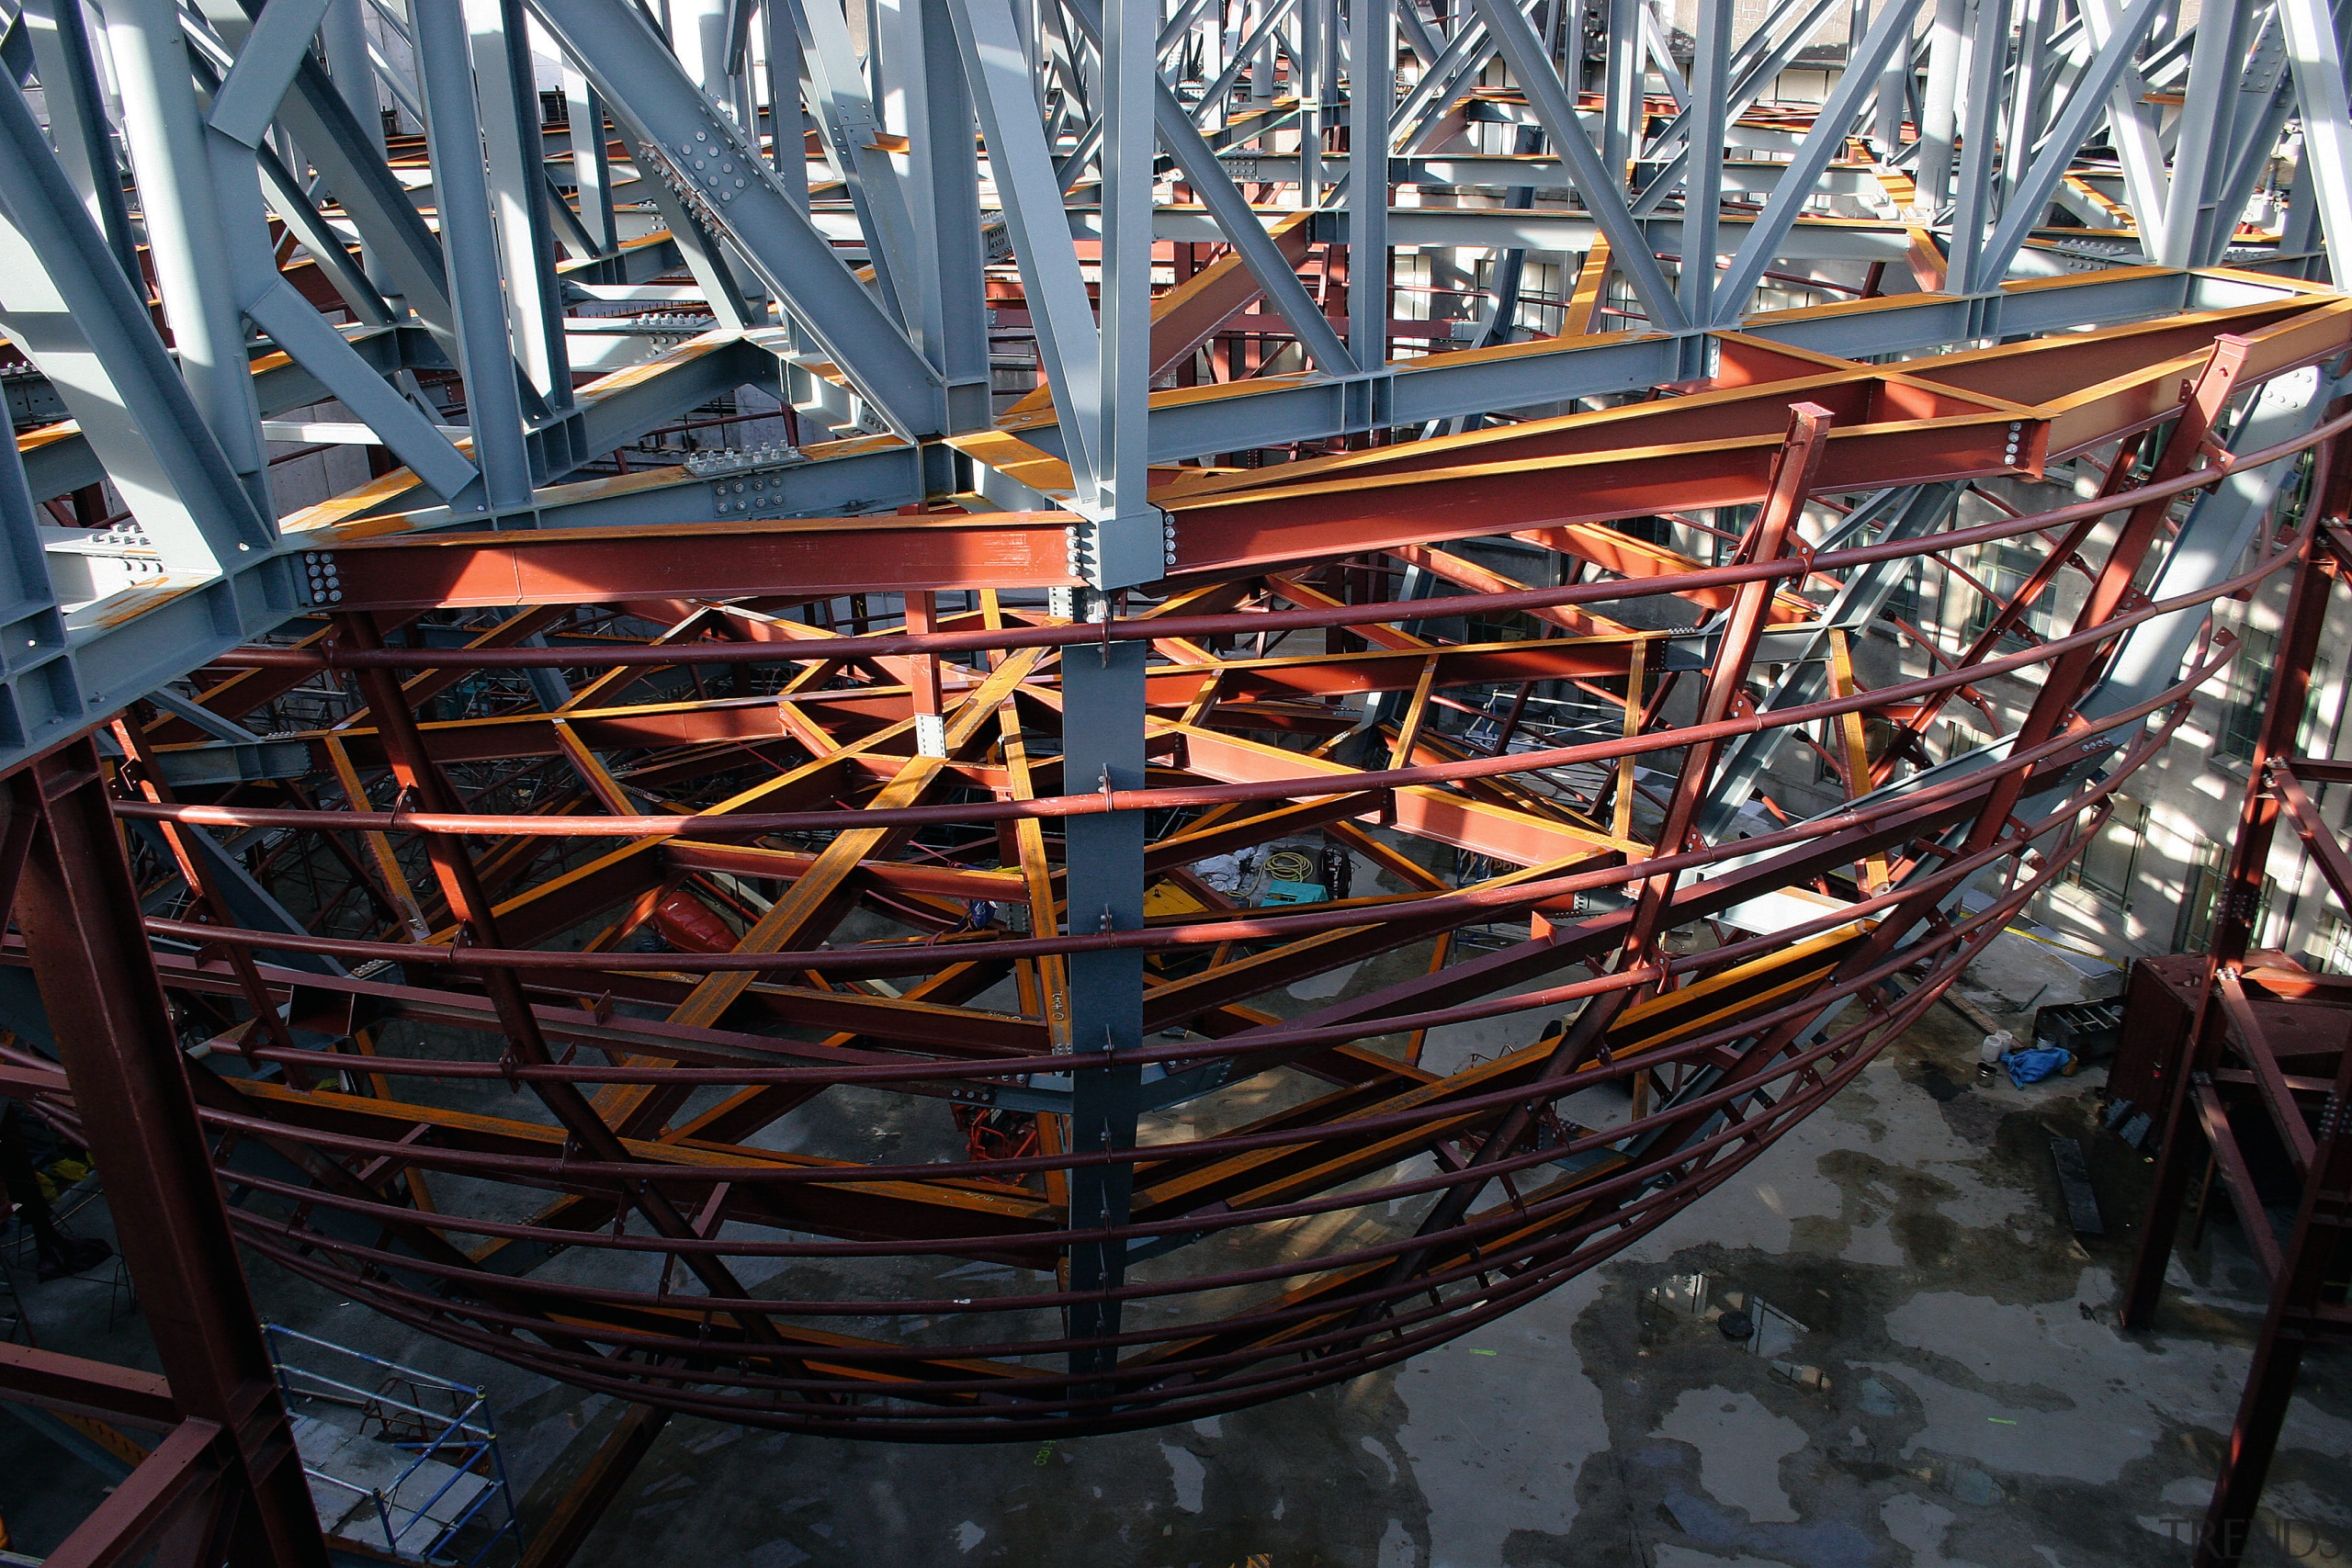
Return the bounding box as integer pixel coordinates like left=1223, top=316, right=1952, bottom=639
left=6, top=932, right=2348, bottom=1568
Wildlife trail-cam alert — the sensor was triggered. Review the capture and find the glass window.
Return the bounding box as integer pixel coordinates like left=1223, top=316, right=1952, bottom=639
left=2177, top=840, right=2277, bottom=952
left=2309, top=914, right=2352, bottom=976
left=1966, top=538, right=2056, bottom=644
left=2177, top=840, right=2227, bottom=953
left=2217, top=626, right=2279, bottom=763
left=1881, top=557, right=1930, bottom=629
left=2061, top=798, right=2147, bottom=909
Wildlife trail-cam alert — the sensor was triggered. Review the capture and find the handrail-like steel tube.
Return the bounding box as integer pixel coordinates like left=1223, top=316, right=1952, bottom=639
left=119, top=533, right=2286, bottom=879
left=170, top=729, right=2174, bottom=1209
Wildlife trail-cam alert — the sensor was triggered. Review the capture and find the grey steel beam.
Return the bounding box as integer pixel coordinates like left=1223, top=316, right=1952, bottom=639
left=266, top=47, right=461, bottom=343
left=1349, top=0, right=1393, bottom=369
left=1914, top=0, right=1965, bottom=212
left=205, top=0, right=336, bottom=146
left=783, top=0, right=920, bottom=325
left=1057, top=608, right=1147, bottom=1379
left=910, top=0, right=995, bottom=430
left=2076, top=0, right=2171, bottom=238
left=2154, top=0, right=2247, bottom=268
left=1630, top=0, right=1840, bottom=217
left=1945, top=0, right=2012, bottom=292
left=947, top=0, right=1114, bottom=490
left=566, top=66, right=622, bottom=250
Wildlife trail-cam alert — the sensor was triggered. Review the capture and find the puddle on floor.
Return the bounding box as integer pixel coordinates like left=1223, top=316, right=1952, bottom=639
left=1643, top=1271, right=1833, bottom=1393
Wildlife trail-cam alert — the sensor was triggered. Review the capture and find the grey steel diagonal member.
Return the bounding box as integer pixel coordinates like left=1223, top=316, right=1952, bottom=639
left=530, top=0, right=949, bottom=437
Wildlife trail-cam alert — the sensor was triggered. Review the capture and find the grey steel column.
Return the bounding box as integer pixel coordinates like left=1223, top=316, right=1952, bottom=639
left=915, top=0, right=993, bottom=428
left=1944, top=0, right=2010, bottom=291
left=322, top=0, right=379, bottom=129
left=468, top=0, right=577, bottom=410
left=788, top=0, right=921, bottom=322
left=1712, top=0, right=1923, bottom=317
left=1873, top=0, right=1910, bottom=150
left=1348, top=0, right=1391, bottom=368
left=1602, top=0, right=1637, bottom=175
left=2000, top=0, right=2051, bottom=203
left=103, top=0, right=272, bottom=512
left=763, top=0, right=808, bottom=199
left=2154, top=0, right=2239, bottom=266
left=1913, top=0, right=1965, bottom=211
left=1059, top=0, right=1158, bottom=1391
left=1058, top=615, right=1148, bottom=1382
left=874, top=0, right=960, bottom=406
left=1678, top=0, right=1729, bottom=326
left=565, top=63, right=620, bottom=251
left=20, top=0, right=142, bottom=288
left=413, top=0, right=539, bottom=511
left=2277, top=0, right=2352, bottom=262
left=1974, top=0, right=2164, bottom=283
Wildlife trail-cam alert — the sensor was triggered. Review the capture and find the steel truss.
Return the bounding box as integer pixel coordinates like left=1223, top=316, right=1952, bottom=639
left=0, top=0, right=2344, bottom=1550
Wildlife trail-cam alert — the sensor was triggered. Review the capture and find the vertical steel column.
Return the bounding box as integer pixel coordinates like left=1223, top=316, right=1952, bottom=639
left=1999, top=0, right=2050, bottom=203
left=790, top=0, right=922, bottom=324
left=1678, top=0, right=1730, bottom=325
left=1912, top=0, right=1965, bottom=212
left=12, top=739, right=329, bottom=1568
left=1872, top=0, right=1910, bottom=150
left=2078, top=0, right=2170, bottom=239
left=1058, top=0, right=1157, bottom=1389
left=920, top=0, right=992, bottom=429
left=19, top=0, right=142, bottom=288
left=565, top=63, right=621, bottom=251
left=413, top=0, right=538, bottom=511
left=885, top=0, right=989, bottom=425
left=1298, top=0, right=1328, bottom=202
left=1347, top=0, right=1392, bottom=370
left=468, top=0, right=577, bottom=411
left=322, top=0, right=378, bottom=126
left=102, top=0, right=272, bottom=511
left=1057, top=614, right=1148, bottom=1382
left=2154, top=0, right=2245, bottom=266
left=1943, top=0, right=2009, bottom=290
left=1602, top=0, right=1639, bottom=175
left=2275, top=0, right=2352, bottom=263
left=764, top=0, right=809, bottom=201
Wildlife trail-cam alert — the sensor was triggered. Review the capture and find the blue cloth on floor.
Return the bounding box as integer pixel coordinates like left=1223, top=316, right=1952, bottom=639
left=2005, top=1046, right=2075, bottom=1086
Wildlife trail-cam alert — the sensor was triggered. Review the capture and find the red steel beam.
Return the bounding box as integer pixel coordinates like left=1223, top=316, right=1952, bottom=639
left=314, top=513, right=1084, bottom=611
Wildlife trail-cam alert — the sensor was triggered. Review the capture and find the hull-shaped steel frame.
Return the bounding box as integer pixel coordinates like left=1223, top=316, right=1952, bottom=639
left=0, top=0, right=2349, bottom=1510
